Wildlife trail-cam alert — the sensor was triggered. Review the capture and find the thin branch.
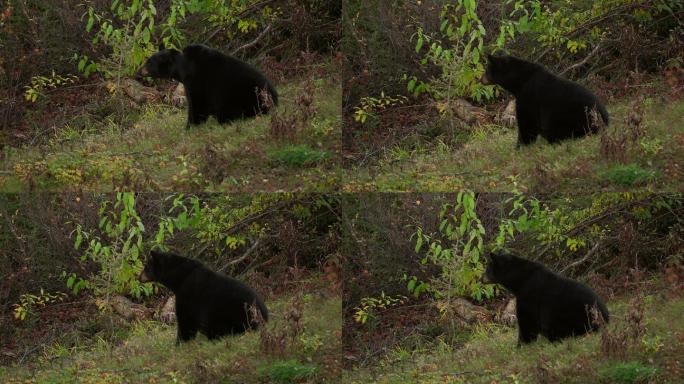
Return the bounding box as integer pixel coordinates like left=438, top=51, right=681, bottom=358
left=218, top=238, right=262, bottom=273
left=558, top=42, right=603, bottom=76
left=559, top=241, right=601, bottom=275
left=535, top=2, right=644, bottom=62
left=203, top=0, right=278, bottom=44
left=231, top=24, right=272, bottom=55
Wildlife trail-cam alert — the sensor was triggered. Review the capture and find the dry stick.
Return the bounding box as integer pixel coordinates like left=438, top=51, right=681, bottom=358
left=558, top=42, right=603, bottom=77
left=203, top=0, right=278, bottom=44
left=559, top=241, right=601, bottom=275
left=534, top=200, right=646, bottom=260
left=198, top=199, right=311, bottom=269
left=534, top=2, right=644, bottom=62
left=218, top=237, right=262, bottom=273
left=43, top=82, right=100, bottom=94
left=18, top=333, right=60, bottom=364
left=231, top=24, right=272, bottom=55
left=359, top=328, right=419, bottom=367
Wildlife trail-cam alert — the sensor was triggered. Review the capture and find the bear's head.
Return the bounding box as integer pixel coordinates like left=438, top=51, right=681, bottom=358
left=482, top=251, right=513, bottom=285
left=140, top=43, right=181, bottom=79
left=481, top=54, right=497, bottom=85
left=482, top=54, right=539, bottom=92
left=483, top=251, right=543, bottom=293
left=139, top=249, right=164, bottom=283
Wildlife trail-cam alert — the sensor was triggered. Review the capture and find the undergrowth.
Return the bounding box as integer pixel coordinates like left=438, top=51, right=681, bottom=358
left=343, top=290, right=684, bottom=384
left=340, top=96, right=684, bottom=193
left=0, top=74, right=341, bottom=192
left=0, top=293, right=342, bottom=384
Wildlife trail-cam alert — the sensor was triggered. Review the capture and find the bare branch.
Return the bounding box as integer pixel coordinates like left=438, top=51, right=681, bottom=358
left=218, top=238, right=262, bottom=273
left=203, top=0, right=278, bottom=44
left=559, top=241, right=601, bottom=275
left=231, top=24, right=272, bottom=55
left=559, top=43, right=603, bottom=77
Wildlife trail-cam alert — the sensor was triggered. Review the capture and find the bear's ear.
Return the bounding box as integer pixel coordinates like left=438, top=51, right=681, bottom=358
left=490, top=250, right=510, bottom=262
left=499, top=252, right=515, bottom=263
left=158, top=42, right=166, bottom=51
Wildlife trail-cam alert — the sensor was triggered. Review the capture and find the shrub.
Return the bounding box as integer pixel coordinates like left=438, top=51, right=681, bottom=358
left=599, top=361, right=659, bottom=384
left=267, top=144, right=329, bottom=167
left=259, top=360, right=318, bottom=383
left=602, top=164, right=658, bottom=186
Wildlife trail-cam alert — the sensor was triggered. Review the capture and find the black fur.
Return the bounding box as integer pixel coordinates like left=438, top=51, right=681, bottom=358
left=141, top=44, right=278, bottom=127
left=483, top=251, right=609, bottom=345
left=483, top=54, right=609, bottom=146
left=140, top=250, right=268, bottom=343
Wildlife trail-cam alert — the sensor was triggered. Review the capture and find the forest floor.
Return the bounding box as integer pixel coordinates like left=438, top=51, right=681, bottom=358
left=343, top=281, right=684, bottom=383
left=0, top=291, right=342, bottom=384
left=0, top=74, right=341, bottom=192
left=3, top=73, right=681, bottom=194
left=340, top=93, right=684, bottom=193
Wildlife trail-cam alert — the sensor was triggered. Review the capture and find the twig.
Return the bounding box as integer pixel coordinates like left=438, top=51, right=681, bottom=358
left=218, top=238, right=262, bottom=272
left=203, top=0, right=277, bottom=44
left=231, top=25, right=272, bottom=55
left=535, top=199, right=644, bottom=259
left=559, top=241, right=601, bottom=274
left=18, top=334, right=58, bottom=364
left=535, top=2, right=644, bottom=62
left=558, top=43, right=603, bottom=76
left=44, top=82, right=100, bottom=94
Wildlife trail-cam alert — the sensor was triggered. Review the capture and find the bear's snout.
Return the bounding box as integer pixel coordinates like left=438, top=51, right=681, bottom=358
left=481, top=271, right=494, bottom=284
left=481, top=72, right=492, bottom=85
left=139, top=270, right=151, bottom=282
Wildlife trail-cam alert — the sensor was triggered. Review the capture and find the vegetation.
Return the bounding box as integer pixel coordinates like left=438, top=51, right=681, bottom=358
left=0, top=193, right=342, bottom=382
left=339, top=96, right=684, bottom=192
left=344, top=293, right=684, bottom=383
left=0, top=77, right=341, bottom=191
left=1, top=293, right=341, bottom=384
left=2, top=0, right=684, bottom=382
left=342, top=0, right=684, bottom=192
left=342, top=192, right=684, bottom=382
left=0, top=0, right=340, bottom=191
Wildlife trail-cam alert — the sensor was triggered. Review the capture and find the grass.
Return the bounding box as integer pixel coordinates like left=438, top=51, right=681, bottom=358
left=3, top=77, right=682, bottom=193
left=0, top=293, right=342, bottom=384
left=258, top=359, right=319, bottom=383
left=598, top=361, right=659, bottom=384
left=0, top=75, right=342, bottom=192
left=343, top=293, right=684, bottom=383
left=340, top=96, right=684, bottom=192
left=267, top=144, right=329, bottom=167
left=601, top=164, right=659, bottom=187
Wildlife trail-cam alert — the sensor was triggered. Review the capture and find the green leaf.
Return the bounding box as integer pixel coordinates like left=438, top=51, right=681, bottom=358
left=74, top=230, right=83, bottom=249
left=86, top=13, right=95, bottom=33
left=440, top=19, right=449, bottom=32
left=415, top=36, right=424, bottom=53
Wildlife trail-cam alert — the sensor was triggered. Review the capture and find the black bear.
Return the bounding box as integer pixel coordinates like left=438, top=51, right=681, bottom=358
left=483, top=251, right=609, bottom=345
left=482, top=54, right=609, bottom=146
left=140, top=43, right=278, bottom=127
left=139, top=250, right=268, bottom=343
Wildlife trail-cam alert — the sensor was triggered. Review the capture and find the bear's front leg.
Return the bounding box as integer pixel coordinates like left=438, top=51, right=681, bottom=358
left=176, top=322, right=198, bottom=344
left=517, top=326, right=539, bottom=346
left=186, top=98, right=197, bottom=129
left=516, top=307, right=539, bottom=346
left=515, top=106, right=538, bottom=147
left=175, top=306, right=198, bottom=344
